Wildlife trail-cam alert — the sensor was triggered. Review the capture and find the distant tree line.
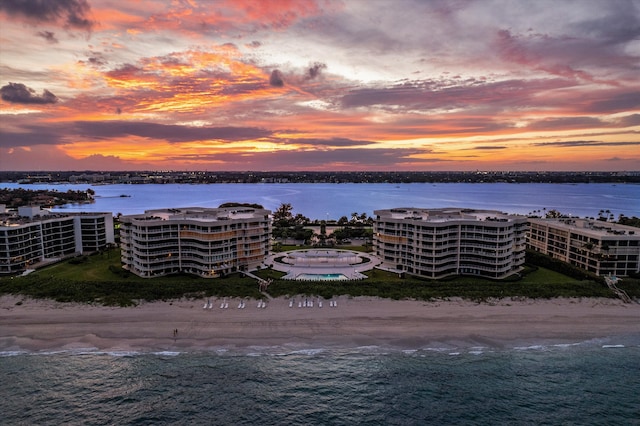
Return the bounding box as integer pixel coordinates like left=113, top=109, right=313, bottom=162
left=0, top=188, right=94, bottom=208
left=2, top=170, right=638, bottom=184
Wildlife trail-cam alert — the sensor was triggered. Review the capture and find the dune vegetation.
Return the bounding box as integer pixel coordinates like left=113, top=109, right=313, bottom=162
left=1, top=248, right=637, bottom=306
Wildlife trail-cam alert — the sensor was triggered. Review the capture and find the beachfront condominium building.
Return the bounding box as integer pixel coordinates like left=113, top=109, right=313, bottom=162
left=373, top=208, right=528, bottom=279
left=119, top=207, right=271, bottom=278
left=0, top=207, right=114, bottom=275
left=527, top=218, right=640, bottom=277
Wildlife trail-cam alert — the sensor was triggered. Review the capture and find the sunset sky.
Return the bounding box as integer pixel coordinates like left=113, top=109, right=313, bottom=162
left=1, top=0, right=639, bottom=171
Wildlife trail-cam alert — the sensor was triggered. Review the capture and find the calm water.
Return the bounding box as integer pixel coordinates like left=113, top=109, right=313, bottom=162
left=3, top=182, right=638, bottom=219
left=2, top=341, right=639, bottom=425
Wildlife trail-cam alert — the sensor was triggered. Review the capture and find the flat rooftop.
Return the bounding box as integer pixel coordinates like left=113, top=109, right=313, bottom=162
left=374, top=208, right=521, bottom=223
left=530, top=218, right=638, bottom=237
left=1, top=211, right=111, bottom=228
left=127, top=207, right=269, bottom=222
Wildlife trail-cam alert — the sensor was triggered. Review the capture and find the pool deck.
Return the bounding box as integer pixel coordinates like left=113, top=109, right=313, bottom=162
left=263, top=249, right=383, bottom=280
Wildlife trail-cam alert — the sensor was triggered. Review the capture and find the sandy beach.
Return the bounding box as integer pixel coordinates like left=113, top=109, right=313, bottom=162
left=1, top=295, right=638, bottom=353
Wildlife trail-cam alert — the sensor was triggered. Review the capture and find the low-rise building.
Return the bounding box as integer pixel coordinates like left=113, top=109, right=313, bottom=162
left=119, top=207, right=271, bottom=278
left=374, top=208, right=528, bottom=279
left=527, top=218, right=640, bottom=276
left=0, top=209, right=114, bottom=275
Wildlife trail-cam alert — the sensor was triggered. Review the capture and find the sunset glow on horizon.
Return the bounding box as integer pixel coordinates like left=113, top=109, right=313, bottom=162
left=1, top=0, right=639, bottom=171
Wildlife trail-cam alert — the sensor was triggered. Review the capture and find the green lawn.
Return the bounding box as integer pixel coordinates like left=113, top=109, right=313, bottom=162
left=0, top=250, right=262, bottom=306
left=1, top=248, right=637, bottom=305
left=42, top=252, right=123, bottom=281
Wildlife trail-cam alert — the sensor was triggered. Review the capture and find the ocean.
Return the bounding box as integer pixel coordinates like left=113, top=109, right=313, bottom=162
left=2, top=340, right=639, bottom=425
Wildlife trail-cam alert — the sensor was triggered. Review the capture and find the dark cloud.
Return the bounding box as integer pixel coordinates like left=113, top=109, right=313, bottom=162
left=85, top=53, right=107, bottom=66
left=527, top=116, right=606, bottom=131
left=586, top=91, right=640, bottom=113
left=105, top=64, right=143, bottom=79
left=0, top=146, right=156, bottom=171
left=221, top=42, right=238, bottom=50
left=617, top=114, right=640, bottom=127
left=167, top=147, right=437, bottom=169
left=494, top=23, right=639, bottom=84
left=305, top=62, right=327, bottom=80
left=285, top=137, right=374, bottom=147
left=72, top=121, right=273, bottom=143
left=76, top=52, right=108, bottom=68
left=269, top=69, right=284, bottom=87
left=0, top=82, right=59, bottom=104
left=0, top=0, right=94, bottom=30
left=533, top=140, right=640, bottom=148
left=0, top=121, right=274, bottom=148
left=574, top=1, right=640, bottom=45
left=377, top=116, right=515, bottom=137
left=0, top=127, right=64, bottom=148
left=157, top=56, right=188, bottom=66
left=36, top=30, right=58, bottom=43
left=341, top=74, right=637, bottom=122
left=0, top=65, right=52, bottom=83
left=473, top=146, right=508, bottom=150
left=340, top=77, right=571, bottom=112
left=219, top=82, right=269, bottom=96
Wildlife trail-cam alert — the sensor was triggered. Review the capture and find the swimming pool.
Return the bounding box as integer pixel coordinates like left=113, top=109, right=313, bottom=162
left=295, top=273, right=350, bottom=281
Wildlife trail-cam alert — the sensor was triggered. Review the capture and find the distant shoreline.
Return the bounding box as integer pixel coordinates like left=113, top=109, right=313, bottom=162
left=2, top=170, right=639, bottom=185
left=2, top=295, right=638, bottom=354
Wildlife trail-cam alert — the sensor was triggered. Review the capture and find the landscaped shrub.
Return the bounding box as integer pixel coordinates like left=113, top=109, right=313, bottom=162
left=68, top=256, right=89, bottom=265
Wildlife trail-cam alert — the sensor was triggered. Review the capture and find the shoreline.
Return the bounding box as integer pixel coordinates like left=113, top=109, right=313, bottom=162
left=1, top=295, right=639, bottom=354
